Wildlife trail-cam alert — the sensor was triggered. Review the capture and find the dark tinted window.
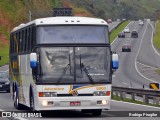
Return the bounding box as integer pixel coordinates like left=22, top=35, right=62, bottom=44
left=37, top=26, right=109, bottom=44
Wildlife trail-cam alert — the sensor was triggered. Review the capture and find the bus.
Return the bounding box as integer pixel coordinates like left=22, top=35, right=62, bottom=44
left=9, top=16, right=119, bottom=116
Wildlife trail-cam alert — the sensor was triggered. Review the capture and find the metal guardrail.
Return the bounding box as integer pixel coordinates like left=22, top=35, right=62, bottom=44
left=112, top=86, right=160, bottom=105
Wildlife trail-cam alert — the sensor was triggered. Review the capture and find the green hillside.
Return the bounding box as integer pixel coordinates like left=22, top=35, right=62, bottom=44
left=0, top=0, right=93, bottom=66
left=71, top=0, right=160, bottom=20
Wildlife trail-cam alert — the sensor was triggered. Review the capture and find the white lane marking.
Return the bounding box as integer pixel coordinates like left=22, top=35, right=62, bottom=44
left=134, top=22, right=156, bottom=83
left=137, top=61, right=158, bottom=69
left=111, top=21, right=132, bottom=45
left=112, top=100, right=160, bottom=110
left=149, top=22, right=160, bottom=57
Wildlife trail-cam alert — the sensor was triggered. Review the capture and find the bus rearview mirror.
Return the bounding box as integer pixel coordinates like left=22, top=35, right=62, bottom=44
left=30, top=53, right=38, bottom=69
left=112, top=53, right=119, bottom=69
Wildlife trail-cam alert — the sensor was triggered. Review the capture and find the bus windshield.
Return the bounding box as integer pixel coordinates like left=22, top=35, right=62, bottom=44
left=36, top=26, right=109, bottom=44
left=38, top=47, right=111, bottom=84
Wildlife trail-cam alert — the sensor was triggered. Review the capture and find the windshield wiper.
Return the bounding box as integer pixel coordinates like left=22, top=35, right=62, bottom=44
left=80, top=55, right=94, bottom=84
left=56, top=54, right=71, bottom=84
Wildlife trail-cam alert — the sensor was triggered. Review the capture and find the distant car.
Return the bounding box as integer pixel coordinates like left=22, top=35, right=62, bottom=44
left=107, top=19, right=112, bottom=23
left=117, top=19, right=120, bottom=22
left=118, top=32, right=125, bottom=38
left=131, top=30, right=138, bottom=38
left=122, top=44, right=131, bottom=52
left=139, top=21, right=144, bottom=26
left=123, top=27, right=130, bottom=33
left=0, top=72, right=10, bottom=92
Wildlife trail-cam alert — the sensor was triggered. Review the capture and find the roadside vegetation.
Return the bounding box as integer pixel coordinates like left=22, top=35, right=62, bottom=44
left=153, top=20, right=160, bottom=75
left=112, top=94, right=160, bottom=107
left=0, top=0, right=93, bottom=66
left=109, top=20, right=130, bottom=43
left=153, top=20, right=160, bottom=51
left=0, top=47, right=9, bottom=66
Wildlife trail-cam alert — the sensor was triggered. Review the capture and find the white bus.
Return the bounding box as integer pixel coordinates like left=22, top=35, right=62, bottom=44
left=9, top=16, right=119, bottom=116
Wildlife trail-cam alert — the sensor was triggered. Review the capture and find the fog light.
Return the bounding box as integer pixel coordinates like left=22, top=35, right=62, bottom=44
left=102, top=100, right=107, bottom=105
left=42, top=100, right=48, bottom=106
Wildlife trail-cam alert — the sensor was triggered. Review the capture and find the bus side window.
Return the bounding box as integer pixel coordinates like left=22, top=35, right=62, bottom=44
left=28, top=27, right=31, bottom=52
left=22, top=30, right=25, bottom=52
left=30, top=27, right=33, bottom=51
left=13, top=33, right=17, bottom=53
left=25, top=29, right=28, bottom=52
left=19, top=31, right=23, bottom=52
left=10, top=34, right=13, bottom=54
left=17, top=32, right=20, bottom=53
left=31, top=27, right=36, bottom=51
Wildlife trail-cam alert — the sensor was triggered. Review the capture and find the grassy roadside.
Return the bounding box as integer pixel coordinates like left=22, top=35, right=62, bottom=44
left=153, top=20, right=160, bottom=51
left=153, top=20, right=160, bottom=75
left=0, top=46, right=9, bottom=67
left=112, top=95, right=160, bottom=107
left=110, top=21, right=130, bottom=43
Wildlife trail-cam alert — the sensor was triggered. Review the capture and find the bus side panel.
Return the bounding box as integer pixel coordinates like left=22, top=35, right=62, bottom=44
left=9, top=55, right=20, bottom=99
left=19, top=54, right=34, bottom=107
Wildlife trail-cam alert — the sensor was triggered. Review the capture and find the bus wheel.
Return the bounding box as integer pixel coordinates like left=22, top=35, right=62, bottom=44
left=91, top=109, right=102, bottom=116
left=14, top=91, right=23, bottom=110
left=30, top=94, right=35, bottom=112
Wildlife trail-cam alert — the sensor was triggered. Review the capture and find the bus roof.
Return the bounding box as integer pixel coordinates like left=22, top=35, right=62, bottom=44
left=11, top=17, right=108, bottom=32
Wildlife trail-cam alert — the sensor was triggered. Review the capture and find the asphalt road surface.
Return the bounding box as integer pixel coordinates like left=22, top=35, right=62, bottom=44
left=0, top=21, right=160, bottom=120
left=111, top=21, right=158, bottom=88
left=0, top=92, right=159, bottom=120
left=108, top=22, right=120, bottom=32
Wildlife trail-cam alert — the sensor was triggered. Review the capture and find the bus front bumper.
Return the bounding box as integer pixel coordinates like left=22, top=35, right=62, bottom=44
left=34, top=96, right=111, bottom=111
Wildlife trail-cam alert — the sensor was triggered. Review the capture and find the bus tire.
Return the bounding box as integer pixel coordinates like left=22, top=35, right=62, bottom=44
left=30, top=91, right=35, bottom=112
left=13, top=91, right=23, bottom=110
left=91, top=109, right=102, bottom=116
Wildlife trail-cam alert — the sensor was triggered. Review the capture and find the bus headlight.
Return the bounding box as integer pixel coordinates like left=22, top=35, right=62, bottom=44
left=97, top=100, right=108, bottom=105
left=102, top=100, right=107, bottom=105
left=42, top=100, right=48, bottom=106
left=39, top=92, right=57, bottom=97
left=41, top=100, right=54, bottom=106
left=5, top=82, right=10, bottom=85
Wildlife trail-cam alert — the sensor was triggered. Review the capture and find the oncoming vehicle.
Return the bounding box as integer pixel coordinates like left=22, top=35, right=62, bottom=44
left=138, top=20, right=144, bottom=26
left=131, top=30, right=138, bottom=38
left=0, top=72, right=10, bottom=92
left=122, top=44, right=131, bottom=52
left=9, top=16, right=119, bottom=116
left=118, top=32, right=125, bottom=38
left=107, top=19, right=112, bottom=23
left=123, top=27, right=130, bottom=33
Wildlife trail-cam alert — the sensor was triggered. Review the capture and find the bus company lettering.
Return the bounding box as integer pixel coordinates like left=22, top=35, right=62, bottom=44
left=44, top=88, right=64, bottom=91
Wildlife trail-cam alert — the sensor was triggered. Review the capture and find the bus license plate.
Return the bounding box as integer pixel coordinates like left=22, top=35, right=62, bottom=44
left=70, top=101, right=81, bottom=106
left=0, top=85, right=2, bottom=87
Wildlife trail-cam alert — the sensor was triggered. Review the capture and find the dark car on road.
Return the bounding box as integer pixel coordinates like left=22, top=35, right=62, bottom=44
left=118, top=32, right=125, bottom=38
left=122, top=44, right=131, bottom=52
left=131, top=30, right=138, bottom=38
left=0, top=72, right=10, bottom=92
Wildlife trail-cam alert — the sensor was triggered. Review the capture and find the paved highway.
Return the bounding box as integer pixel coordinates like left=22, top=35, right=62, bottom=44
left=0, top=92, right=160, bottom=120
left=108, top=22, right=120, bottom=32
left=136, top=23, right=160, bottom=67
left=111, top=21, right=159, bottom=88
left=0, top=21, right=160, bottom=120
